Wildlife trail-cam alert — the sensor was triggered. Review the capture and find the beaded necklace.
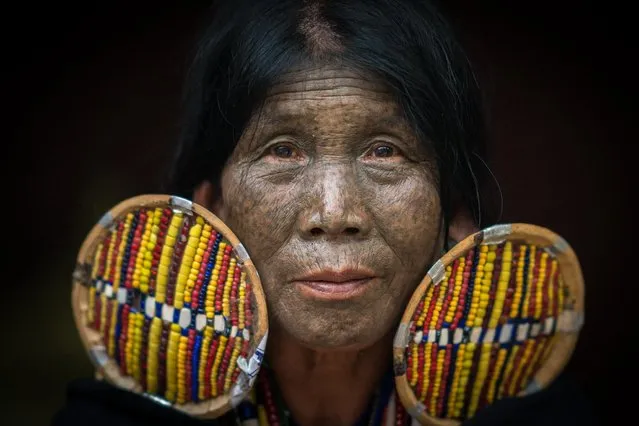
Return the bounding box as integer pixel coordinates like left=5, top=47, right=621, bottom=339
left=234, top=366, right=409, bottom=426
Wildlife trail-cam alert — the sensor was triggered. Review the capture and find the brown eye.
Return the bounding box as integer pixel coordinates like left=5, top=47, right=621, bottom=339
left=373, top=145, right=394, bottom=157
left=272, top=144, right=294, bottom=158
left=362, top=140, right=405, bottom=164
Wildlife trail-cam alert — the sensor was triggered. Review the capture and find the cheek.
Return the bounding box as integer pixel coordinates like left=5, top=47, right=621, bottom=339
left=370, top=176, right=442, bottom=270
left=221, top=166, right=299, bottom=261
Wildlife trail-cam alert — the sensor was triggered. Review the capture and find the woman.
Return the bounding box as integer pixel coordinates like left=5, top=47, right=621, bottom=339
left=53, top=1, right=594, bottom=425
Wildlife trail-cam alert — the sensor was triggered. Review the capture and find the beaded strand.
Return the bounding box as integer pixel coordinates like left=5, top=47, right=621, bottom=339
left=407, top=241, right=568, bottom=420
left=85, top=203, right=258, bottom=408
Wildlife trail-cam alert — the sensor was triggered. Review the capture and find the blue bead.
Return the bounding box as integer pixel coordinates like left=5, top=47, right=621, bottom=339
left=113, top=305, right=124, bottom=363
left=191, top=335, right=203, bottom=402
left=155, top=302, right=163, bottom=318
left=479, top=328, right=487, bottom=342
left=494, top=324, right=503, bottom=344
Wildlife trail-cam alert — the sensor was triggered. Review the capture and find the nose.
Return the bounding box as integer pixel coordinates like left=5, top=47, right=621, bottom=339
left=298, top=163, right=372, bottom=239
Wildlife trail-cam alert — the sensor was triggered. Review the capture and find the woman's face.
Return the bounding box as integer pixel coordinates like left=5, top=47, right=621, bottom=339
left=212, top=66, right=444, bottom=350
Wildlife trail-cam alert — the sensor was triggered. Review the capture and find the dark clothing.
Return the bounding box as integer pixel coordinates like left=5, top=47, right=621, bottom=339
left=52, top=373, right=597, bottom=426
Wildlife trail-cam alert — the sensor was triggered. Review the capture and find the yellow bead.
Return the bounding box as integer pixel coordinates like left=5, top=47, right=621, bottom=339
left=182, top=244, right=195, bottom=258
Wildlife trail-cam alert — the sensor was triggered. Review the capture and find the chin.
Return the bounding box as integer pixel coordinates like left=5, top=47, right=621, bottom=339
left=274, top=300, right=395, bottom=351
left=297, top=329, right=380, bottom=351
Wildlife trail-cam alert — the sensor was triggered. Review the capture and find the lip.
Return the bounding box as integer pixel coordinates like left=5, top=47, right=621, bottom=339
left=292, top=269, right=376, bottom=300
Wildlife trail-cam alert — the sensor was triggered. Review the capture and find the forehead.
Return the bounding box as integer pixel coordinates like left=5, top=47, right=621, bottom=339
left=261, top=65, right=401, bottom=119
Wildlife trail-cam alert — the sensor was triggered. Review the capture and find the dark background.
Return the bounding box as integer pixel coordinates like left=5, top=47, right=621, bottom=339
left=3, top=1, right=635, bottom=424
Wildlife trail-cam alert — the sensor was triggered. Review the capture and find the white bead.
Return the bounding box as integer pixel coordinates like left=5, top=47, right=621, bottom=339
left=438, top=329, right=449, bottom=346
left=544, top=317, right=554, bottom=335
left=516, top=323, right=530, bottom=341
left=413, top=331, right=423, bottom=344
left=453, top=328, right=463, bottom=344
left=242, top=329, right=251, bottom=341
left=104, top=284, right=113, bottom=298
left=530, top=323, right=541, bottom=337
left=499, top=324, right=513, bottom=343
left=427, top=330, right=437, bottom=343
left=470, top=327, right=482, bottom=343
left=179, top=309, right=191, bottom=329
left=145, top=296, right=156, bottom=318
left=231, top=325, right=238, bottom=338
left=196, top=314, right=207, bottom=331
left=214, top=315, right=225, bottom=332
left=483, top=328, right=496, bottom=343
left=117, top=288, right=128, bottom=304
left=162, top=305, right=174, bottom=323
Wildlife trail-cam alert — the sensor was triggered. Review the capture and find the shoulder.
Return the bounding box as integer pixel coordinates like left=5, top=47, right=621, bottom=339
left=460, top=374, right=598, bottom=426
left=51, top=378, right=238, bottom=426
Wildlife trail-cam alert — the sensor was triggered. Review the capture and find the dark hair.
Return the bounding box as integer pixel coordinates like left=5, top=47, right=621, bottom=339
left=168, top=0, right=491, bottom=234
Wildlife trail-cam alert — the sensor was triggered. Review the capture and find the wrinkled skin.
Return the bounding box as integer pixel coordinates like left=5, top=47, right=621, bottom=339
left=201, top=66, right=446, bottom=351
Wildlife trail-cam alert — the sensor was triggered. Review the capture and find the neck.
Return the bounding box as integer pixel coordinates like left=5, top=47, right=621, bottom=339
left=266, top=325, right=393, bottom=426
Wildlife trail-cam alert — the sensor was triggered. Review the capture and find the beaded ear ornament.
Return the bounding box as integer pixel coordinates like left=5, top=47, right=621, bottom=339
left=71, top=194, right=268, bottom=419
left=393, top=224, right=585, bottom=426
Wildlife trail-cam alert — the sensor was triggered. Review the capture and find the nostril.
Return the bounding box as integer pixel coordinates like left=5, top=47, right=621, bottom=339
left=310, top=228, right=323, bottom=236
left=345, top=227, right=359, bottom=235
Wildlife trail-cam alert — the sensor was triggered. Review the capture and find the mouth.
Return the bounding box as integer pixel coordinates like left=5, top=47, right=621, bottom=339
left=292, top=268, right=377, bottom=301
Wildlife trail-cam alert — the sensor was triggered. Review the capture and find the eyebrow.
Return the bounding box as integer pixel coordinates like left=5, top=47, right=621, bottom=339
left=251, top=111, right=411, bottom=139
left=241, top=110, right=417, bottom=155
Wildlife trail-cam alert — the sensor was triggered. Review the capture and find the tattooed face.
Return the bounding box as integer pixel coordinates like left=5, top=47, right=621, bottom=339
left=203, top=66, right=444, bottom=350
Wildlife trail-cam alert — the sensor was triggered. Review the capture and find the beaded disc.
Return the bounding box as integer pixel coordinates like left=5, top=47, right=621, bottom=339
left=393, top=224, right=585, bottom=426
left=71, top=194, right=268, bottom=419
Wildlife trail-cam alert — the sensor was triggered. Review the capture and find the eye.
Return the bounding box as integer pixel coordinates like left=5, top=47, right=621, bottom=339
left=373, top=145, right=395, bottom=158
left=364, top=140, right=404, bottom=162
left=266, top=142, right=304, bottom=160
left=272, top=144, right=294, bottom=158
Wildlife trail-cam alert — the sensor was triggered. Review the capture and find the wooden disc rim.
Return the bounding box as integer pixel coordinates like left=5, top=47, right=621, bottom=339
left=393, top=223, right=585, bottom=426
left=71, top=194, right=269, bottom=419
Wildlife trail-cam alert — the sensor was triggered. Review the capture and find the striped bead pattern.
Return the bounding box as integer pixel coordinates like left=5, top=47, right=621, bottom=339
left=86, top=207, right=255, bottom=404
left=406, top=241, right=567, bottom=420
